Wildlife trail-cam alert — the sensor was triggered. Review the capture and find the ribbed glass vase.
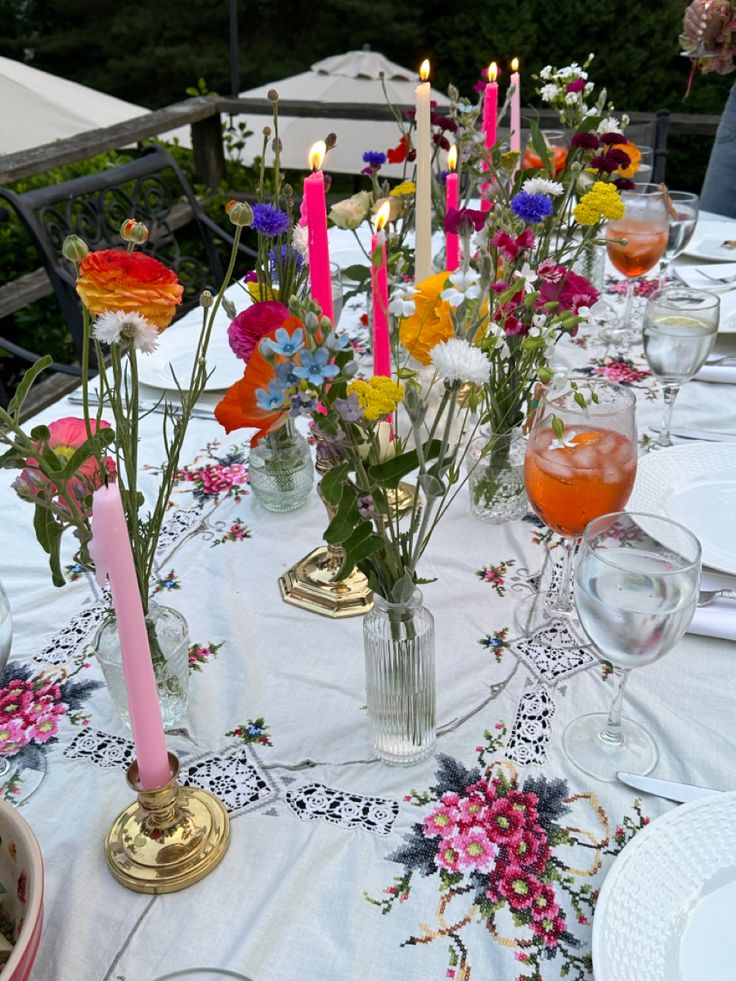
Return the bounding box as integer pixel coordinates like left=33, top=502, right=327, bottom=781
left=363, top=589, right=436, bottom=766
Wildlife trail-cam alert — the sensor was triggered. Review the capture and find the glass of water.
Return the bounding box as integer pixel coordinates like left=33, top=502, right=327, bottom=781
left=643, top=286, right=720, bottom=448
left=331, top=262, right=343, bottom=326
left=564, top=511, right=701, bottom=782
left=659, top=191, right=699, bottom=287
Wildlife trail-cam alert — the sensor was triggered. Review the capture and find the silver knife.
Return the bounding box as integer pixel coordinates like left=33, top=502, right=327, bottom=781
left=649, top=425, right=736, bottom=443
left=617, top=771, right=721, bottom=803
left=67, top=394, right=214, bottom=420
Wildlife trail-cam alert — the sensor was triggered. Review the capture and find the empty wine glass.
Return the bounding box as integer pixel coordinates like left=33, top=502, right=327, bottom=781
left=643, top=286, right=720, bottom=448
left=635, top=146, right=654, bottom=184
left=659, top=191, right=700, bottom=287
left=601, top=184, right=669, bottom=350
left=564, top=511, right=701, bottom=782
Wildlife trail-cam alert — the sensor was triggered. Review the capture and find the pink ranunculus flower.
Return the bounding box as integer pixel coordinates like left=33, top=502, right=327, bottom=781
left=227, top=300, right=290, bottom=362
left=537, top=265, right=599, bottom=315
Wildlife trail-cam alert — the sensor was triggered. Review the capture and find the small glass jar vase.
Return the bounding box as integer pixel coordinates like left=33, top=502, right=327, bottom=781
left=249, top=419, right=314, bottom=512
left=467, top=427, right=528, bottom=524
left=94, top=601, right=190, bottom=729
left=363, top=588, right=436, bottom=766
left=572, top=234, right=606, bottom=291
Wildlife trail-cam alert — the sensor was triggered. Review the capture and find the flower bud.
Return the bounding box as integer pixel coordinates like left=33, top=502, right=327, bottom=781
left=200, top=289, right=214, bottom=309
left=325, top=132, right=337, bottom=151
left=263, top=126, right=272, bottom=138
left=225, top=200, right=253, bottom=226
left=120, top=218, right=149, bottom=244
left=62, top=234, right=89, bottom=263
left=222, top=296, right=237, bottom=320
left=267, top=88, right=279, bottom=103
left=272, top=137, right=283, bottom=154
left=282, top=183, right=293, bottom=197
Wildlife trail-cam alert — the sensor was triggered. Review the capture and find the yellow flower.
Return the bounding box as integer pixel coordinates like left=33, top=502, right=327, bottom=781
left=398, top=272, right=454, bottom=365
left=616, top=141, right=641, bottom=180
left=574, top=181, right=624, bottom=225
left=246, top=281, right=280, bottom=303
left=390, top=181, right=416, bottom=198
left=348, top=376, right=404, bottom=421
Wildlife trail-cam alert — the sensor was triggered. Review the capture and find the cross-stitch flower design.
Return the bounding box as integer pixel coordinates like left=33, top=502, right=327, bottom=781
left=210, top=518, right=252, bottom=547
left=153, top=569, right=180, bottom=594
left=589, top=357, right=650, bottom=386
left=226, top=717, right=273, bottom=747
left=476, top=560, right=515, bottom=596
left=188, top=641, right=224, bottom=673
left=174, top=440, right=250, bottom=507
left=479, top=628, right=510, bottom=663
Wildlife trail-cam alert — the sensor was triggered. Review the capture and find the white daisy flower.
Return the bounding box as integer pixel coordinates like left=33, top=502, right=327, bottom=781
left=92, top=310, right=159, bottom=353
left=440, top=268, right=481, bottom=308
left=539, top=65, right=552, bottom=80
left=598, top=116, right=623, bottom=135
left=540, top=84, right=558, bottom=103
left=549, top=430, right=579, bottom=451
left=522, top=177, right=564, bottom=197
left=292, top=223, right=310, bottom=260
left=388, top=285, right=416, bottom=318
left=429, top=337, right=491, bottom=386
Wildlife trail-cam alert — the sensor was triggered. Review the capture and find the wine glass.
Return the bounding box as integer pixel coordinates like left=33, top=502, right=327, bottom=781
left=0, top=579, right=47, bottom=806
left=515, top=382, right=638, bottom=644
left=331, top=262, right=343, bottom=326
left=659, top=191, right=699, bottom=287
left=602, top=184, right=669, bottom=350
left=635, top=146, right=654, bottom=184
left=564, top=511, right=701, bottom=781
left=643, top=286, right=720, bottom=449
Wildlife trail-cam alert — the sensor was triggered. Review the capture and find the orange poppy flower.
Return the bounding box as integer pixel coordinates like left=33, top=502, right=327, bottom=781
left=523, top=145, right=568, bottom=175
left=76, top=249, right=183, bottom=330
left=215, top=316, right=305, bottom=443
left=398, top=272, right=455, bottom=365
left=616, top=141, right=641, bottom=180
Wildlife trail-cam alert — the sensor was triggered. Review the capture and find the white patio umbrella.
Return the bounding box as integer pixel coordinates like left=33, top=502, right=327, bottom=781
left=234, top=49, right=451, bottom=176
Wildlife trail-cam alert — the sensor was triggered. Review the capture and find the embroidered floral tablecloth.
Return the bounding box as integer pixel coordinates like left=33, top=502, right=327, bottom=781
left=3, top=225, right=736, bottom=981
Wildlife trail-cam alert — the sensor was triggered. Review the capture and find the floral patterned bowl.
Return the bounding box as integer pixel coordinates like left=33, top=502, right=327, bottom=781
left=0, top=800, right=43, bottom=981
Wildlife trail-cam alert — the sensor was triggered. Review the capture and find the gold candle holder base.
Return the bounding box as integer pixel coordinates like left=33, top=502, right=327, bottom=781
left=386, top=480, right=417, bottom=518
left=105, top=753, right=230, bottom=894
left=279, top=545, right=373, bottom=618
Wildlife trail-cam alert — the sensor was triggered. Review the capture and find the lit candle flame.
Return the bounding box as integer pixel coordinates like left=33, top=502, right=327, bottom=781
left=511, top=57, right=519, bottom=72
left=308, top=140, right=326, bottom=171
left=375, top=200, right=391, bottom=232
left=488, top=62, right=498, bottom=83
left=447, top=144, right=458, bottom=172
left=419, top=59, right=430, bottom=82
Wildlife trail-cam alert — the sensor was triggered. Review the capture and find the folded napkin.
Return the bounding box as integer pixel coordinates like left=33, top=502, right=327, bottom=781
left=675, top=262, right=736, bottom=291
left=688, top=570, right=736, bottom=642
left=694, top=363, right=736, bottom=384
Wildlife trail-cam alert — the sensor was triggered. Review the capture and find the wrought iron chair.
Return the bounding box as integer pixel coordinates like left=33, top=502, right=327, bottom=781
left=0, top=144, right=255, bottom=375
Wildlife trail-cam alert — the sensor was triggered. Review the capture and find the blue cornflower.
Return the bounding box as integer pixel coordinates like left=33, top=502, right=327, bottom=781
left=510, top=192, right=554, bottom=224
left=255, top=379, right=288, bottom=411
left=293, top=346, right=340, bottom=386
left=362, top=150, right=387, bottom=170
left=264, top=326, right=305, bottom=357
left=251, top=203, right=291, bottom=237
left=334, top=393, right=364, bottom=421
left=268, top=244, right=304, bottom=278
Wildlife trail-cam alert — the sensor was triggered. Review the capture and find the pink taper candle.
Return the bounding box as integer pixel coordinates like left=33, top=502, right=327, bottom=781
left=304, top=140, right=334, bottom=324
left=509, top=57, right=521, bottom=156
left=89, top=483, right=170, bottom=790
left=445, top=145, right=459, bottom=272
left=371, top=201, right=392, bottom=377
left=414, top=59, right=433, bottom=284
left=480, top=62, right=498, bottom=213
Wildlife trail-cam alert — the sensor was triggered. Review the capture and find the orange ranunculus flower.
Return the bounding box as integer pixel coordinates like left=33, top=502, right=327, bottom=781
left=399, top=272, right=454, bottom=365
left=616, top=141, right=641, bottom=180
left=215, top=316, right=304, bottom=443
left=76, top=249, right=184, bottom=330
left=523, top=145, right=567, bottom=175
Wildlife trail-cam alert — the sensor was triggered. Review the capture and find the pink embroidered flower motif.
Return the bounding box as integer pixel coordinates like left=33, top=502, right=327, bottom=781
left=0, top=679, right=67, bottom=755
left=591, top=358, right=651, bottom=385
left=476, top=560, right=515, bottom=597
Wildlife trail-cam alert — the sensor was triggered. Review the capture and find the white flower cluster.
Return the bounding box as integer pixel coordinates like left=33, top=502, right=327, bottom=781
left=430, top=337, right=491, bottom=386
left=93, top=310, right=159, bottom=353
left=440, top=268, right=482, bottom=308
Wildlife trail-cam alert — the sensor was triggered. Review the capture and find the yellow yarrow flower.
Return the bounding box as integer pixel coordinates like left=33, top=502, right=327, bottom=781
left=574, top=181, right=624, bottom=225
left=348, top=377, right=404, bottom=421
left=390, top=181, right=416, bottom=197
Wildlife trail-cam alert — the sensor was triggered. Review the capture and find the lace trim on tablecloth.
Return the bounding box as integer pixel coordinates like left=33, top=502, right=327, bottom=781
left=504, top=685, right=556, bottom=767
left=511, top=623, right=596, bottom=683
left=285, top=782, right=399, bottom=836
left=154, top=507, right=204, bottom=561
left=37, top=603, right=108, bottom=665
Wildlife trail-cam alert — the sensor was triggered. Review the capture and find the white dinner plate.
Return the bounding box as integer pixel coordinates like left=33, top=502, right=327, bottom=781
left=137, top=324, right=243, bottom=392
left=683, top=219, right=736, bottom=262
left=627, top=443, right=736, bottom=575
left=592, top=791, right=736, bottom=981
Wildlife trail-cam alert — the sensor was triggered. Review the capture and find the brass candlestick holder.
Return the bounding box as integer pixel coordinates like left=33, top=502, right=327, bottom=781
left=105, top=752, right=230, bottom=894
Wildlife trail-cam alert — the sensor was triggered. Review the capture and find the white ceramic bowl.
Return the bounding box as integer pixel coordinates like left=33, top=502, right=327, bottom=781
left=0, top=800, right=44, bottom=981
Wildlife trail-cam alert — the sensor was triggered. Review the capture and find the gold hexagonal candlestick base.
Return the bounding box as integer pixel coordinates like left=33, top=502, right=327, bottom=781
left=105, top=753, right=230, bottom=894
left=279, top=544, right=373, bottom=618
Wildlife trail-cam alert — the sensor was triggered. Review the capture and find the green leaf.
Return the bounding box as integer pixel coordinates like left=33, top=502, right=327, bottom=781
left=529, top=119, right=551, bottom=171
left=342, top=264, right=370, bottom=283
left=33, top=503, right=54, bottom=553
left=29, top=424, right=50, bottom=442
left=390, top=574, right=415, bottom=604
left=338, top=532, right=385, bottom=580
left=551, top=415, right=565, bottom=439
left=323, top=485, right=359, bottom=544
left=319, top=462, right=350, bottom=507
left=7, top=357, right=53, bottom=419
left=369, top=438, right=442, bottom=489
left=417, top=473, right=444, bottom=499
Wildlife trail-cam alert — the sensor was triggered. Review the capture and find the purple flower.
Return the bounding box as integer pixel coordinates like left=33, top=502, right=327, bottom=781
left=268, top=244, right=304, bottom=278
left=600, top=132, right=627, bottom=145
left=334, top=393, right=364, bottom=421
left=251, top=203, right=291, bottom=237
left=614, top=177, right=636, bottom=191
left=357, top=495, right=375, bottom=519
left=289, top=391, right=317, bottom=417
left=510, top=192, right=554, bottom=224
left=566, top=78, right=586, bottom=93
left=362, top=150, right=387, bottom=170
left=570, top=132, right=600, bottom=151
left=444, top=207, right=487, bottom=235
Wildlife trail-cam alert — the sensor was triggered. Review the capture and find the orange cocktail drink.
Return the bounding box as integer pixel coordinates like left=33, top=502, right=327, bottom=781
left=525, top=427, right=637, bottom=538
left=606, top=218, right=668, bottom=278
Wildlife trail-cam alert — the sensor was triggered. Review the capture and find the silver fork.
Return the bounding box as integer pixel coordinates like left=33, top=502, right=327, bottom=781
left=698, top=588, right=736, bottom=607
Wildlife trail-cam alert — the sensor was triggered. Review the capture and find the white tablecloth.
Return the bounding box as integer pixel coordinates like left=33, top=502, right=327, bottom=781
left=2, top=219, right=736, bottom=981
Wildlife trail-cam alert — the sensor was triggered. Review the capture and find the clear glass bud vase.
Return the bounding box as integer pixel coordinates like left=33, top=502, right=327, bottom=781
left=94, top=600, right=190, bottom=729
left=249, top=419, right=314, bottom=512
left=467, top=426, right=528, bottom=524
left=363, top=588, right=436, bottom=766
